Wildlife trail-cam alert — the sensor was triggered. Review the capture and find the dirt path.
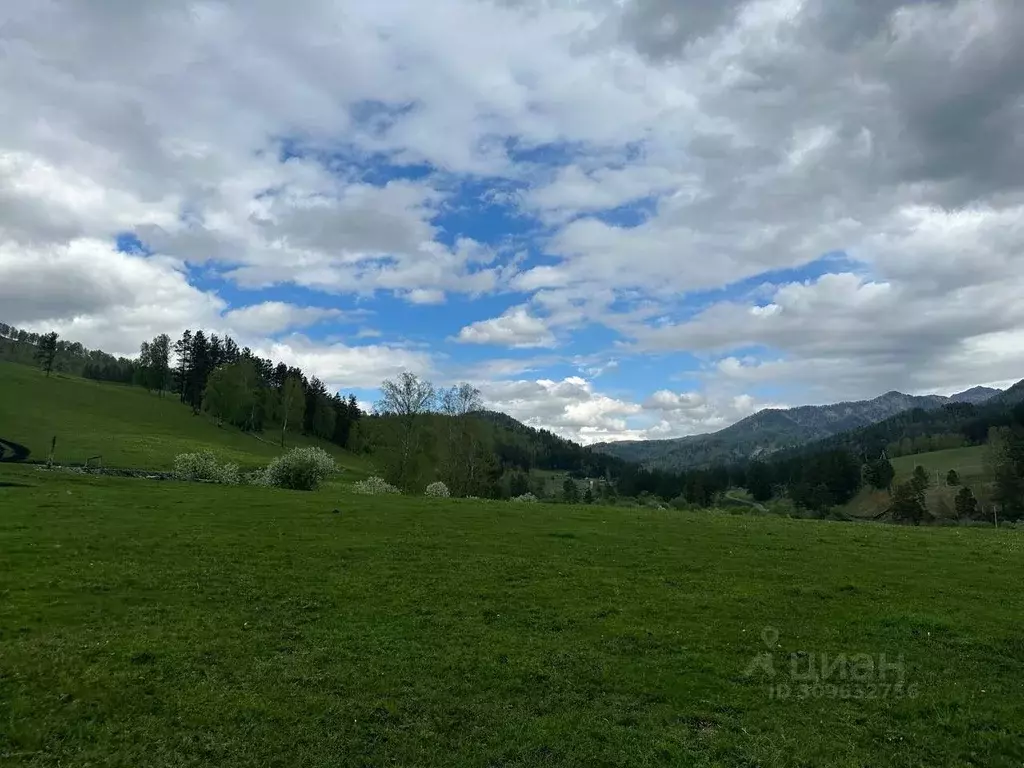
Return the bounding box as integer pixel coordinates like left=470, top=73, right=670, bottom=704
left=725, top=491, right=767, bottom=513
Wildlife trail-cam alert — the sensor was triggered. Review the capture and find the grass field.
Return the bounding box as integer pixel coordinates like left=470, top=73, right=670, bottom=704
left=892, top=445, right=988, bottom=484
left=0, top=362, right=369, bottom=476
left=2, top=463, right=1023, bottom=766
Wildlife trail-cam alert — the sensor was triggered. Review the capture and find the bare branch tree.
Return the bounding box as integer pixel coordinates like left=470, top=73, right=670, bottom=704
left=376, top=372, right=436, bottom=488
left=439, top=383, right=483, bottom=495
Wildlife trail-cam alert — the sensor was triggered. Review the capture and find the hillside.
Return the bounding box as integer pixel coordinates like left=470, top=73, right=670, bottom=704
left=0, top=361, right=370, bottom=474
left=0, top=361, right=628, bottom=499
left=594, top=387, right=1002, bottom=471
left=988, top=379, right=1024, bottom=406
left=842, top=445, right=993, bottom=521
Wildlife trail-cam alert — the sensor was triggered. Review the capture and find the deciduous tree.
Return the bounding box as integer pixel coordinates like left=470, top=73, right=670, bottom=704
left=279, top=375, right=306, bottom=448
left=376, top=372, right=435, bottom=490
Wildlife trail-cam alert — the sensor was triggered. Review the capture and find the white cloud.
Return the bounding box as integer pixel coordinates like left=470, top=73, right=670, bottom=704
left=222, top=302, right=349, bottom=336
left=0, top=238, right=223, bottom=357
left=252, top=335, right=435, bottom=392
left=480, top=376, right=642, bottom=443
left=644, top=390, right=707, bottom=411
left=456, top=306, right=557, bottom=348
left=478, top=375, right=776, bottom=444
left=5, top=0, right=1024, bottom=442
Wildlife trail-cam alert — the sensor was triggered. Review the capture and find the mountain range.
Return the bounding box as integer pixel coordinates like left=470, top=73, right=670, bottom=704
left=592, top=386, right=1004, bottom=471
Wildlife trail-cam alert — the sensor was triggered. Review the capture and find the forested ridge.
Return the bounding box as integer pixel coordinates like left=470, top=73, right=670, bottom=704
left=4, top=320, right=1024, bottom=520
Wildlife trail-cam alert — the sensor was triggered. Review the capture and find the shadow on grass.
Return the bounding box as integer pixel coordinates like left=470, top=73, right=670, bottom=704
left=0, top=481, right=33, bottom=488
left=0, top=438, right=31, bottom=463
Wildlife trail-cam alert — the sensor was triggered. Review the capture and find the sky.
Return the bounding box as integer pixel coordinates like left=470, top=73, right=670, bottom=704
left=2, top=0, right=1024, bottom=445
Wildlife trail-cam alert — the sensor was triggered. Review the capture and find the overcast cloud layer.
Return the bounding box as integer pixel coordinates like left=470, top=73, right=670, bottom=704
left=2, top=0, right=1023, bottom=443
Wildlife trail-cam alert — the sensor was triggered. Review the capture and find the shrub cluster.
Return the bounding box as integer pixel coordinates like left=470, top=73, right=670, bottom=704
left=425, top=481, right=450, bottom=498
left=173, top=451, right=240, bottom=485
left=173, top=446, right=335, bottom=491
left=263, top=447, right=337, bottom=491
left=243, top=468, right=272, bottom=487
left=351, top=476, right=400, bottom=495
left=510, top=492, right=539, bottom=503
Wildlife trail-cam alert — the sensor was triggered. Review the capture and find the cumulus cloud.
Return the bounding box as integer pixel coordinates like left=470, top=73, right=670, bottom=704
left=0, top=238, right=224, bottom=357
left=222, top=302, right=354, bottom=336
left=456, top=306, right=557, bottom=348
left=481, top=376, right=642, bottom=443
left=5, top=0, right=1024, bottom=441
left=479, top=376, right=776, bottom=444
left=251, top=335, right=435, bottom=392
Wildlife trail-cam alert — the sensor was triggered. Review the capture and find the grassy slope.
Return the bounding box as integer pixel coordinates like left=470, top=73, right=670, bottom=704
left=892, top=445, right=988, bottom=483
left=844, top=445, right=992, bottom=520
left=1, top=464, right=1022, bottom=767
left=0, top=361, right=369, bottom=475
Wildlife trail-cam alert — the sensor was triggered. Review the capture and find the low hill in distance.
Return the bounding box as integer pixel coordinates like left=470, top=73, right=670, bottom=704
left=0, top=361, right=370, bottom=475
left=593, top=386, right=1004, bottom=471
left=0, top=362, right=619, bottom=498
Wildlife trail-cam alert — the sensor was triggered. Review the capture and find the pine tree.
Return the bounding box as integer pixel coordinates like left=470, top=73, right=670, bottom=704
left=186, top=331, right=210, bottom=412
left=746, top=461, right=774, bottom=502
left=954, top=486, right=979, bottom=520
left=313, top=394, right=336, bottom=442
left=173, top=330, right=193, bottom=402
left=35, top=331, right=59, bottom=377
left=864, top=457, right=895, bottom=490
left=911, top=465, right=930, bottom=494
left=562, top=477, right=580, bottom=504
left=890, top=481, right=927, bottom=525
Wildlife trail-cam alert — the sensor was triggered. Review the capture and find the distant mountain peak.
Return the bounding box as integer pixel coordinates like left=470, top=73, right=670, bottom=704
left=948, top=385, right=1001, bottom=404
left=593, top=381, right=1007, bottom=471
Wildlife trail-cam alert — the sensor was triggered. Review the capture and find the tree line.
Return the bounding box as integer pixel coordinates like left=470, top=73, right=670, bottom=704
left=165, top=328, right=365, bottom=451
left=2, top=322, right=365, bottom=454
left=8, top=318, right=1024, bottom=517
left=1, top=323, right=137, bottom=383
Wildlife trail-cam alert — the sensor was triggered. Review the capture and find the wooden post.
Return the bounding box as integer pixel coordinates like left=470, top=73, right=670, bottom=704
left=47, top=435, right=56, bottom=467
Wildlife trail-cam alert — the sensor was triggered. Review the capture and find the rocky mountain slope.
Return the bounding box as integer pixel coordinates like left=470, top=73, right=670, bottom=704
left=593, top=386, right=1002, bottom=471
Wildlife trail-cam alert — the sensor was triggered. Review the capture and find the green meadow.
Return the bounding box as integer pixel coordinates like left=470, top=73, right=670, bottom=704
left=2, top=363, right=1023, bottom=766
left=2, top=464, right=1023, bottom=766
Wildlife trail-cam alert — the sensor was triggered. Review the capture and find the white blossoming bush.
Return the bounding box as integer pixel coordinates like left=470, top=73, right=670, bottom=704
left=511, top=492, right=539, bottom=504
left=351, top=476, right=400, bottom=495
left=173, top=451, right=240, bottom=485
left=263, top=446, right=336, bottom=491
left=425, top=481, right=450, bottom=498
left=242, top=468, right=272, bottom=487
left=218, top=462, right=241, bottom=485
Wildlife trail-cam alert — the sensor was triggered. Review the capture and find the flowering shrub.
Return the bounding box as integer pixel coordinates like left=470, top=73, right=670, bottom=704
left=351, top=476, right=400, bottom=495
left=425, top=481, right=450, bottom=498
left=243, top=468, right=272, bottom=487
left=263, top=446, right=336, bottom=491
left=173, top=451, right=239, bottom=485
left=511, top=492, right=538, bottom=503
